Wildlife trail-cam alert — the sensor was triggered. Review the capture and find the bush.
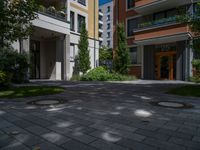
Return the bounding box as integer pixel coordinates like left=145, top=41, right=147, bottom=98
left=81, top=67, right=136, bottom=81
left=0, top=71, right=11, bottom=87
left=0, top=46, right=29, bottom=83
left=190, top=76, right=200, bottom=83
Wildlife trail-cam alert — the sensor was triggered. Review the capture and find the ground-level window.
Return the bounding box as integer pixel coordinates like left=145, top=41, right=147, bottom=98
left=70, top=43, right=76, bottom=61
left=130, top=47, right=137, bottom=64
left=129, top=47, right=141, bottom=65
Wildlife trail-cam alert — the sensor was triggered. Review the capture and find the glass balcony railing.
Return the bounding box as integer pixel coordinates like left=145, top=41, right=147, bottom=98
left=135, top=16, right=178, bottom=31
left=38, top=5, right=68, bottom=22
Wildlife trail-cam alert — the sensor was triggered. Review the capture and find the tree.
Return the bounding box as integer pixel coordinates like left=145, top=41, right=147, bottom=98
left=114, top=23, right=130, bottom=75
left=0, top=0, right=38, bottom=48
left=99, top=46, right=113, bottom=71
left=78, top=23, right=91, bottom=74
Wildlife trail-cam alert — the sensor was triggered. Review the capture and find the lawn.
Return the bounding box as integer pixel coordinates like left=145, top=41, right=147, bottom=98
left=0, top=86, right=64, bottom=98
left=168, top=85, right=200, bottom=97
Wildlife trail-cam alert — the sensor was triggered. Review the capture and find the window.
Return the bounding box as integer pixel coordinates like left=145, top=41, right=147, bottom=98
left=77, top=14, right=85, bottom=33
left=127, top=0, right=135, bottom=9
left=107, top=32, right=110, bottom=38
left=107, top=23, right=110, bottom=30
left=70, top=11, right=75, bottom=31
left=78, top=0, right=86, bottom=6
left=127, top=18, right=138, bottom=36
left=107, top=15, right=110, bottom=21
left=130, top=47, right=137, bottom=64
left=70, top=43, right=76, bottom=60
left=107, top=40, right=110, bottom=47
left=107, top=6, right=110, bottom=12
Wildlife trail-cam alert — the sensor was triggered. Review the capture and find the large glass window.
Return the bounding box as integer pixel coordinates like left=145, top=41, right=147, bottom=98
left=130, top=47, right=137, bottom=64
left=77, top=14, right=85, bottom=33
left=107, top=6, right=110, bottom=13
left=70, top=11, right=75, bottom=31
left=78, top=0, right=86, bottom=6
left=127, top=0, right=135, bottom=9
left=127, top=18, right=138, bottom=36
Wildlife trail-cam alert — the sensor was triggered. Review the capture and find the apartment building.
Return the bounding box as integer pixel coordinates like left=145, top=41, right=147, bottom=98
left=114, top=0, right=195, bottom=80
left=12, top=0, right=99, bottom=80
left=99, top=0, right=114, bottom=48
left=69, top=0, right=99, bottom=78
left=99, top=10, right=104, bottom=47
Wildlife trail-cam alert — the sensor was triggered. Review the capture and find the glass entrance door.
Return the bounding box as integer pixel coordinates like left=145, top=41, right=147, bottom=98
left=155, top=52, right=176, bottom=80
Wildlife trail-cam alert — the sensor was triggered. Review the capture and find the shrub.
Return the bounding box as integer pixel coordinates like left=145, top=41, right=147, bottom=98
left=81, top=67, right=136, bottom=81
left=81, top=67, right=110, bottom=81
left=0, top=71, right=11, bottom=87
left=0, top=46, right=29, bottom=83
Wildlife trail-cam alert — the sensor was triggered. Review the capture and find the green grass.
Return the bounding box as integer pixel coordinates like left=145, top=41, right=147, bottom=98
left=168, top=85, right=200, bottom=97
left=0, top=86, right=64, bottom=98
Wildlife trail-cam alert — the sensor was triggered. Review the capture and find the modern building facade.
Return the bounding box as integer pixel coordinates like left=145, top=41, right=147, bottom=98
left=114, top=0, right=195, bottom=80
left=12, top=0, right=99, bottom=80
left=69, top=0, right=99, bottom=78
left=99, top=10, right=104, bottom=47
left=99, top=0, right=114, bottom=48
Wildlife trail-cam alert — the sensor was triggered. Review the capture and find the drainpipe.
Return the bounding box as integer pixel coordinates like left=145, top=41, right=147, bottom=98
left=94, top=0, right=96, bottom=68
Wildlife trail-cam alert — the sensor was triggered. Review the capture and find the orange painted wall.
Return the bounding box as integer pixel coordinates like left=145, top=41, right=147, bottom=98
left=135, top=0, right=155, bottom=7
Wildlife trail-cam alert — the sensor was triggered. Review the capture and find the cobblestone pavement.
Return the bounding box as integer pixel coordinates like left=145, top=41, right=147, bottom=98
left=0, top=81, right=200, bottom=150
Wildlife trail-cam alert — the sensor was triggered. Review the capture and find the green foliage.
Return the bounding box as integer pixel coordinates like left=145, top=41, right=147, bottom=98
left=168, top=85, right=200, bottom=97
left=78, top=23, right=91, bottom=74
left=190, top=76, right=200, bottom=83
left=0, top=0, right=38, bottom=47
left=114, top=23, right=130, bottom=75
left=0, top=86, right=64, bottom=98
left=0, top=71, right=11, bottom=87
left=81, top=67, right=136, bottom=81
left=192, top=59, right=200, bottom=70
left=0, top=46, right=29, bottom=83
left=99, top=46, right=113, bottom=70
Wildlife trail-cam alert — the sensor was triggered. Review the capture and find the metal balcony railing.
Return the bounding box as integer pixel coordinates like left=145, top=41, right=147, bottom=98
left=38, top=6, right=68, bottom=22
left=135, top=16, right=178, bottom=31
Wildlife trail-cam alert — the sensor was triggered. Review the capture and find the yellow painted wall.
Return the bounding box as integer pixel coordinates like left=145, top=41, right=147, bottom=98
left=70, top=0, right=99, bottom=39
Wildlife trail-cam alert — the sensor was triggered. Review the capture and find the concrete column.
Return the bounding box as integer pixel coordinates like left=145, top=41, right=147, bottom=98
left=22, top=37, right=30, bottom=53
left=63, top=34, right=70, bottom=80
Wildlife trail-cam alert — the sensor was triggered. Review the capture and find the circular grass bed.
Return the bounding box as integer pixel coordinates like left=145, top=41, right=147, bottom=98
left=0, top=86, right=64, bottom=99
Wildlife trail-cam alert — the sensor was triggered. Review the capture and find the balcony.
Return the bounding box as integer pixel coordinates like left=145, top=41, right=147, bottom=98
left=135, top=0, right=191, bottom=15
left=134, top=16, right=178, bottom=33
left=134, top=24, right=191, bottom=45
left=36, top=0, right=68, bottom=22
left=38, top=6, right=68, bottom=22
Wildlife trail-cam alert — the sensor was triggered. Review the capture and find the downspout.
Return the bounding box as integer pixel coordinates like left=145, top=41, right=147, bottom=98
left=94, top=0, right=96, bottom=68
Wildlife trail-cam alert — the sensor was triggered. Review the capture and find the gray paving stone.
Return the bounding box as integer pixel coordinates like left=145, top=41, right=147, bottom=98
left=144, top=138, right=186, bottom=150
left=117, top=138, right=158, bottom=150
left=0, top=82, right=200, bottom=150
left=1, top=140, right=30, bottom=150
left=14, top=133, right=44, bottom=146
left=169, top=137, right=200, bottom=149
left=25, top=125, right=50, bottom=135
left=32, top=142, right=64, bottom=150
left=0, top=121, right=13, bottom=129
left=90, top=139, right=129, bottom=150
left=192, top=136, right=200, bottom=142
left=62, top=140, right=97, bottom=150
left=0, top=135, right=14, bottom=148
left=41, top=132, right=70, bottom=145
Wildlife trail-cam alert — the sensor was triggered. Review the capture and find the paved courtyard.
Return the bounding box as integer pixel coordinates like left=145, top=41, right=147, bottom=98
left=0, top=81, right=200, bottom=150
